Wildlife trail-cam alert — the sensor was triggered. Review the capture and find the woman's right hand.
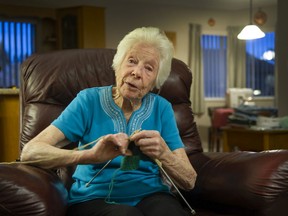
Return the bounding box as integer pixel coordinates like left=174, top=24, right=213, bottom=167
left=88, top=133, right=131, bottom=163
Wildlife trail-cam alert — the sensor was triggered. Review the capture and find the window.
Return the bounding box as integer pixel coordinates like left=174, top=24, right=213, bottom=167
left=202, top=35, right=227, bottom=98
left=0, top=20, right=36, bottom=88
left=246, top=32, right=275, bottom=96
left=202, top=33, right=275, bottom=98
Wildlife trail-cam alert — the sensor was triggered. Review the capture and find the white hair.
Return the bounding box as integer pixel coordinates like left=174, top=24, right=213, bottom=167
left=112, top=27, right=174, bottom=89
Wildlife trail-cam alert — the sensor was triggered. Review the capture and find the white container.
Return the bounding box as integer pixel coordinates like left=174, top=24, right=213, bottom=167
left=256, top=116, right=280, bottom=129
left=226, top=88, right=254, bottom=108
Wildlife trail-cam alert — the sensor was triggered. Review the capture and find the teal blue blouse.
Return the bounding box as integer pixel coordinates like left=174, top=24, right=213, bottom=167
left=52, top=86, right=184, bottom=206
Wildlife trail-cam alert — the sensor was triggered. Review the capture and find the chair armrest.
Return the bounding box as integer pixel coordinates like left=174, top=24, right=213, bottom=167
left=187, top=150, right=288, bottom=212
left=0, top=163, right=68, bottom=216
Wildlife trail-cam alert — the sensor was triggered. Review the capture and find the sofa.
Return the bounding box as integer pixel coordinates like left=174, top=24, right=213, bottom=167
left=0, top=48, right=288, bottom=216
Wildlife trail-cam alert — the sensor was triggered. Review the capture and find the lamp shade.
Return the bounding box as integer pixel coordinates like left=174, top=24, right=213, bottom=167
left=237, top=25, right=265, bottom=40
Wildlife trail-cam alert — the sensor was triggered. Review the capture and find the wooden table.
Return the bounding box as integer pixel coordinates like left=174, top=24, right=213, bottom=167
left=222, top=126, right=288, bottom=152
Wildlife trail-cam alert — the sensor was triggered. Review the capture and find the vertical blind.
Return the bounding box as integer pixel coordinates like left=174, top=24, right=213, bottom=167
left=0, top=20, right=35, bottom=88
left=202, top=35, right=227, bottom=98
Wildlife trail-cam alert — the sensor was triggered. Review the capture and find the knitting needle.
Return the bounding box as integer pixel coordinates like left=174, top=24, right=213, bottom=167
left=86, top=131, right=142, bottom=187
left=85, top=159, right=112, bottom=187
left=155, top=159, right=196, bottom=215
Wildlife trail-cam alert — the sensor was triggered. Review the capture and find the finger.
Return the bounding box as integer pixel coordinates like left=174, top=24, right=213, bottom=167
left=104, top=134, right=128, bottom=146
left=114, top=134, right=130, bottom=155
left=125, top=149, right=133, bottom=156
left=117, top=144, right=127, bottom=155
left=130, top=130, right=148, bottom=141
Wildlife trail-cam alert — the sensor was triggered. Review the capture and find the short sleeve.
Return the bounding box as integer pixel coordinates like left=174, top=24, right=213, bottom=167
left=52, top=90, right=94, bottom=142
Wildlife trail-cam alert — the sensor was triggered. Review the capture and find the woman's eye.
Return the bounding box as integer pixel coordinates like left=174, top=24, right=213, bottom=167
left=128, top=58, right=136, bottom=64
left=145, top=66, right=153, bottom=72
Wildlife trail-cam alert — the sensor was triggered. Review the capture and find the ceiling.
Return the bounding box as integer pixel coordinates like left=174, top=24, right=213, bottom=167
left=0, top=0, right=277, bottom=10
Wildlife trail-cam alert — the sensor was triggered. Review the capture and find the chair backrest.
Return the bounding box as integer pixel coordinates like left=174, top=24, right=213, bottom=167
left=20, top=49, right=202, bottom=155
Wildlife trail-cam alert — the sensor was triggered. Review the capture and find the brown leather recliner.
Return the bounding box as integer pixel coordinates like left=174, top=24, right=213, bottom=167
left=0, top=49, right=288, bottom=216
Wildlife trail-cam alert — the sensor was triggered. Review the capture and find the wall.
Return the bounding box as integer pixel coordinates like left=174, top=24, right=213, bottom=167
left=101, top=3, right=276, bottom=63
left=276, top=0, right=288, bottom=116
left=0, top=4, right=56, bottom=18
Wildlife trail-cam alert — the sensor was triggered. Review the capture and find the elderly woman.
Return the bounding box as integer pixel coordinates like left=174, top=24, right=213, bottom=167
left=21, top=27, right=197, bottom=216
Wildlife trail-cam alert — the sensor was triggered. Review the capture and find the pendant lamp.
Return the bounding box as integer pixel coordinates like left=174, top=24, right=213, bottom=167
left=237, top=0, right=265, bottom=40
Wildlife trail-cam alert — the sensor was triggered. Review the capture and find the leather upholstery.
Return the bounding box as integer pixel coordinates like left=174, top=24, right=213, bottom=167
left=1, top=49, right=288, bottom=216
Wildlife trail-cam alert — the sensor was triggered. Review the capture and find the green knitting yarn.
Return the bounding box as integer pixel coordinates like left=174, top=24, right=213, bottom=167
left=120, top=155, right=140, bottom=171
left=120, top=140, right=141, bottom=171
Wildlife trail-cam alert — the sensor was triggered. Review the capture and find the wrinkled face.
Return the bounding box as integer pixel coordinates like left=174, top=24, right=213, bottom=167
left=115, top=43, right=160, bottom=102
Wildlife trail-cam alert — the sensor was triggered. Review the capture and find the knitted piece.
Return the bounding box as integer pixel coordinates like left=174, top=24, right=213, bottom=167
left=106, top=141, right=141, bottom=203
left=120, top=140, right=141, bottom=171
left=120, top=155, right=140, bottom=171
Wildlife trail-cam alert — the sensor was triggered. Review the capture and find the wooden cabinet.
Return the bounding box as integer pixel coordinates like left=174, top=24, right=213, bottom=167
left=0, top=89, right=20, bottom=162
left=40, top=17, right=58, bottom=52
left=57, top=6, right=105, bottom=49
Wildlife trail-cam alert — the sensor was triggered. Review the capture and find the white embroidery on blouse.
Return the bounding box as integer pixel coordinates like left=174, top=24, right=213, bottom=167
left=100, top=86, right=154, bottom=135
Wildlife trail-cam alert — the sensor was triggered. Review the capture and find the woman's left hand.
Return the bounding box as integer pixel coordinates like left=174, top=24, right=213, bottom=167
left=129, top=130, right=170, bottom=159
left=130, top=130, right=197, bottom=190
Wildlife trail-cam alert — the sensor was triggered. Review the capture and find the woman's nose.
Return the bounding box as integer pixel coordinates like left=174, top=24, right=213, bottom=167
left=131, top=66, right=143, bottom=78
